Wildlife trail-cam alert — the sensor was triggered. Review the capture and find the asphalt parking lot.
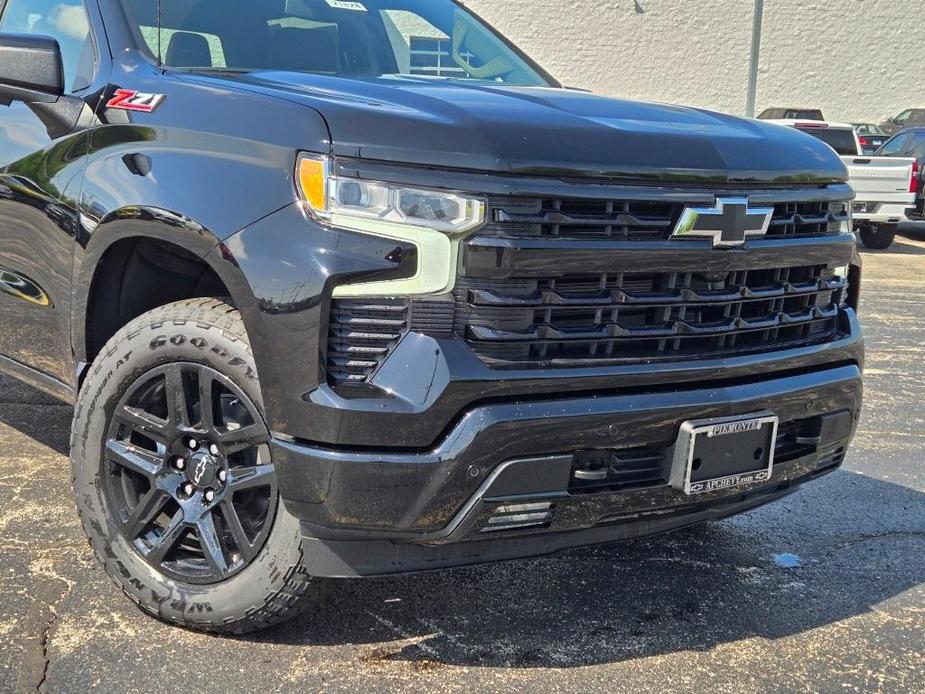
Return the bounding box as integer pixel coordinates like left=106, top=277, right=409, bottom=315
left=1, top=227, right=924, bottom=694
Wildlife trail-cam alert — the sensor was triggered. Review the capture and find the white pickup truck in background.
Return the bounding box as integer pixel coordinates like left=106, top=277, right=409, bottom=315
left=769, top=120, right=917, bottom=249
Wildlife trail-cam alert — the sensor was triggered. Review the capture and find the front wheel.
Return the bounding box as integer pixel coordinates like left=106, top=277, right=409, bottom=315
left=858, top=223, right=897, bottom=250
left=71, top=298, right=326, bottom=633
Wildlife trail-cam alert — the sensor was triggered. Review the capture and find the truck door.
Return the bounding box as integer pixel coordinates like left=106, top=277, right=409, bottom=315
left=0, top=0, right=99, bottom=389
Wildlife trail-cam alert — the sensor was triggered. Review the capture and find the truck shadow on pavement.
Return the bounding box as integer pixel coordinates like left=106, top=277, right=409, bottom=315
left=861, top=238, right=925, bottom=256
left=253, top=470, right=925, bottom=668
left=0, top=374, right=72, bottom=455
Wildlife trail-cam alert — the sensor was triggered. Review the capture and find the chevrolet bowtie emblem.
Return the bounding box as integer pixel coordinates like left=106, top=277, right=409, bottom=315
left=672, top=197, right=774, bottom=247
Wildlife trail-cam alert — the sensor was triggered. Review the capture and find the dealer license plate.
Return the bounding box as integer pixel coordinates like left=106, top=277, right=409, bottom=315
left=670, top=412, right=778, bottom=495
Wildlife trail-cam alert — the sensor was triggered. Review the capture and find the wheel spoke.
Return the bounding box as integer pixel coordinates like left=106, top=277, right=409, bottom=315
left=145, top=510, right=186, bottom=564
left=228, top=464, right=275, bottom=492
left=197, top=368, right=215, bottom=431
left=219, top=500, right=258, bottom=562
left=165, top=364, right=191, bottom=432
left=114, top=406, right=169, bottom=444
left=197, top=512, right=229, bottom=576
left=123, top=488, right=170, bottom=539
left=106, top=440, right=162, bottom=478
left=216, top=422, right=270, bottom=454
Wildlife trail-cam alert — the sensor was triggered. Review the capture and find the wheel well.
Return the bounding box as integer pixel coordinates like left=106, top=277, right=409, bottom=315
left=85, top=237, right=230, bottom=365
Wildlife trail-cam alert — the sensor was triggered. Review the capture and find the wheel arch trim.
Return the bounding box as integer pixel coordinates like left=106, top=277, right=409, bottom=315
left=72, top=209, right=260, bottom=367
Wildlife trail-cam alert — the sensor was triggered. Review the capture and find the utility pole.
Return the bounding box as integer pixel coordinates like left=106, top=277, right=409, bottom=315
left=745, top=0, right=764, bottom=118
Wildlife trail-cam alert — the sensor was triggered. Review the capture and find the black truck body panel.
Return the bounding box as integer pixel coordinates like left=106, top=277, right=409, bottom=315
left=0, top=0, right=863, bottom=575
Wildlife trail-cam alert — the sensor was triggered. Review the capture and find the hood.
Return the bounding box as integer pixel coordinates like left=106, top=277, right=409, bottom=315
left=193, top=71, right=848, bottom=185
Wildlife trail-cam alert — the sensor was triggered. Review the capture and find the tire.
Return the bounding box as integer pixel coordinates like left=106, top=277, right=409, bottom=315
left=859, top=223, right=897, bottom=250
left=71, top=298, right=327, bottom=633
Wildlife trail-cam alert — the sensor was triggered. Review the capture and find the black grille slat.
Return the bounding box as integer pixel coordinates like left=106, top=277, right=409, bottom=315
left=468, top=277, right=845, bottom=309
left=764, top=202, right=849, bottom=239
left=327, top=299, right=410, bottom=383
left=454, top=264, right=842, bottom=367
left=487, top=197, right=680, bottom=241
left=466, top=306, right=837, bottom=342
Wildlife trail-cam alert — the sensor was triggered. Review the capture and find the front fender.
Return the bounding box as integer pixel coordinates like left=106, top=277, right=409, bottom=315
left=80, top=123, right=301, bottom=243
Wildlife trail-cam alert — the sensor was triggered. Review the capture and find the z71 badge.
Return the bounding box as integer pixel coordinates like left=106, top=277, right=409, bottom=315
left=105, top=89, right=166, bottom=113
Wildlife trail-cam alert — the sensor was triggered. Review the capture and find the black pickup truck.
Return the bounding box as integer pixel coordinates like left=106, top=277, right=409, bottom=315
left=0, top=0, right=863, bottom=633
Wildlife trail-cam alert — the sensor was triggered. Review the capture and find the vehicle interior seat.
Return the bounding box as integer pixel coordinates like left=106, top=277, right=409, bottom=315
left=165, top=31, right=213, bottom=67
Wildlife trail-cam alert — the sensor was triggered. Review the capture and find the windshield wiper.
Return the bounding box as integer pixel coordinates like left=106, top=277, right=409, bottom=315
left=170, top=67, right=256, bottom=77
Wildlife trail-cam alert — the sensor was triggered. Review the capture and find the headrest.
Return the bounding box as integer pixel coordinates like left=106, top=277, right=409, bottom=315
left=165, top=31, right=212, bottom=67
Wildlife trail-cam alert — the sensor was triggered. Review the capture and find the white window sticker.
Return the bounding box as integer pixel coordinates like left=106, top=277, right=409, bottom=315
left=325, top=0, right=367, bottom=10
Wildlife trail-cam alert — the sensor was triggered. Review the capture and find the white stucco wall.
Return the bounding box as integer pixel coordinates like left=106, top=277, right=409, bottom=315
left=465, top=0, right=925, bottom=123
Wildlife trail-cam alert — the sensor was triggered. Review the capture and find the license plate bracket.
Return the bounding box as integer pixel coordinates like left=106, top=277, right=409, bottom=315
left=670, top=412, right=778, bottom=495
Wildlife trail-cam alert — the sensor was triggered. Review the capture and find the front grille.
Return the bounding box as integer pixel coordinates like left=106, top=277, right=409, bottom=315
left=325, top=187, right=852, bottom=382
left=455, top=265, right=844, bottom=366
left=483, top=197, right=848, bottom=241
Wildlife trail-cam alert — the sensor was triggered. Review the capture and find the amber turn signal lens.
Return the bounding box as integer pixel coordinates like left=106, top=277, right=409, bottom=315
left=296, top=155, right=328, bottom=212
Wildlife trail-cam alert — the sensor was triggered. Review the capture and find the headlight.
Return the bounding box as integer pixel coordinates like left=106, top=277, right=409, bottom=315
left=296, top=154, right=486, bottom=297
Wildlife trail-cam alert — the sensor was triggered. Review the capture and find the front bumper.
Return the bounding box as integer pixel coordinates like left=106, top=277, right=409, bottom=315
left=275, top=363, right=861, bottom=577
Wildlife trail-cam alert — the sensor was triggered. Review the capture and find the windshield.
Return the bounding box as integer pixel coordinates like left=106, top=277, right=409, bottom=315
left=120, top=0, right=552, bottom=87
left=798, top=127, right=858, bottom=156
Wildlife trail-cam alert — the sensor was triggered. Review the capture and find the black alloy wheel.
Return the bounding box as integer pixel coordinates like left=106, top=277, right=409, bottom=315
left=103, top=362, right=276, bottom=584
left=74, top=298, right=327, bottom=633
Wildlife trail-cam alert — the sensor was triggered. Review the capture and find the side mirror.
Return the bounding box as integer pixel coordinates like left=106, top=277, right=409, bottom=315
left=0, top=33, right=64, bottom=104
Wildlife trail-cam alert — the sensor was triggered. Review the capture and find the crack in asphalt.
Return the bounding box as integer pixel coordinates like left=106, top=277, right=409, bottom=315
left=16, top=576, right=71, bottom=693
left=36, top=602, right=59, bottom=693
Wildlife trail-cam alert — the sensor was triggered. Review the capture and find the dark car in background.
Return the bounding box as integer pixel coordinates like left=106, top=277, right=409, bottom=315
left=879, top=109, right=925, bottom=136
left=852, top=123, right=888, bottom=154
left=757, top=107, right=825, bottom=121
left=876, top=128, right=925, bottom=219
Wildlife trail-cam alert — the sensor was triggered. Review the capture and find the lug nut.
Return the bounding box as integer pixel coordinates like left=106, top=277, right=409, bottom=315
left=204, top=489, right=215, bottom=503
left=209, top=443, right=219, bottom=456
left=174, top=457, right=186, bottom=471
left=183, top=483, right=194, bottom=496
left=217, top=469, right=227, bottom=483
left=187, top=437, right=199, bottom=450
